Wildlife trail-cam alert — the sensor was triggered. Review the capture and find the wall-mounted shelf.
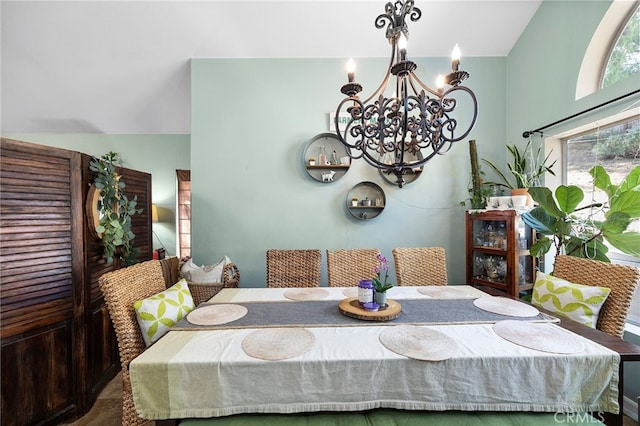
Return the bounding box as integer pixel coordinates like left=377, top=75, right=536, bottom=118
left=303, top=133, right=351, bottom=183
left=346, top=181, right=386, bottom=220
left=306, top=165, right=350, bottom=170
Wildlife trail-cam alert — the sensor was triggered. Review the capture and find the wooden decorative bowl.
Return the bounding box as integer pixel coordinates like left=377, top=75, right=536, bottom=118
left=338, top=297, right=402, bottom=321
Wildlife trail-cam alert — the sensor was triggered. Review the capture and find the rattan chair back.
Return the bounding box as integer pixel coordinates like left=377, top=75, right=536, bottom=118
left=326, top=248, right=380, bottom=287
left=552, top=255, right=640, bottom=338
left=159, top=256, right=180, bottom=288
left=392, top=247, right=448, bottom=286
left=266, top=249, right=322, bottom=288
left=99, top=260, right=167, bottom=426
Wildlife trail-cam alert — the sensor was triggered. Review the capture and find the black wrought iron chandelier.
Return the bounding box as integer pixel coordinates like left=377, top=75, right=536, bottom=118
left=335, top=0, right=479, bottom=187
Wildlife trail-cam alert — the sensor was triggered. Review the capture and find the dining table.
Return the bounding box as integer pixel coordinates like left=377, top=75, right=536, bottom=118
left=128, top=285, right=631, bottom=425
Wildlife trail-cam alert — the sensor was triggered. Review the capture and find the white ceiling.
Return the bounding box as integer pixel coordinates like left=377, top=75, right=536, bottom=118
left=1, top=1, right=542, bottom=134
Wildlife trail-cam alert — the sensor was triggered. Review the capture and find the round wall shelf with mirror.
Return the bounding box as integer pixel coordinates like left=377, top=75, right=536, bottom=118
left=378, top=151, right=423, bottom=186
left=303, top=133, right=351, bottom=183
left=346, top=181, right=386, bottom=220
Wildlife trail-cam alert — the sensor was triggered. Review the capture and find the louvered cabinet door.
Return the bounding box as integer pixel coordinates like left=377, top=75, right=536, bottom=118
left=0, top=138, right=84, bottom=426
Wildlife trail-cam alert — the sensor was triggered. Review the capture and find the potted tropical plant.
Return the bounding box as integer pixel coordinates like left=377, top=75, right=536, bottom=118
left=482, top=140, right=557, bottom=206
left=522, top=165, right=640, bottom=263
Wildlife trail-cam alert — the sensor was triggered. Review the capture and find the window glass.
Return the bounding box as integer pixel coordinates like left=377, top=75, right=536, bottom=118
left=602, top=5, right=639, bottom=88
left=565, top=116, right=640, bottom=325
left=566, top=117, right=639, bottom=225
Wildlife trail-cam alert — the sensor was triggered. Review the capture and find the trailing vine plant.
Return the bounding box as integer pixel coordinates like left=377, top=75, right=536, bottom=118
left=89, top=152, right=142, bottom=265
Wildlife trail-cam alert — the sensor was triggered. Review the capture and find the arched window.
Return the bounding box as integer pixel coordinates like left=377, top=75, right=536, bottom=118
left=602, top=4, right=639, bottom=88
left=576, top=0, right=639, bottom=99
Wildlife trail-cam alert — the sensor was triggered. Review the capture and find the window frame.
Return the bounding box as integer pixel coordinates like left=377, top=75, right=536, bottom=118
left=548, top=110, right=640, bottom=326
left=176, top=169, right=191, bottom=259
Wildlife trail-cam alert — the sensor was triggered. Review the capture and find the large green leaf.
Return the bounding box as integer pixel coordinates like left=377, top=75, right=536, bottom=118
left=522, top=207, right=557, bottom=234
left=590, top=165, right=615, bottom=197
left=608, top=189, right=640, bottom=218
left=566, top=236, right=609, bottom=262
left=555, top=185, right=583, bottom=214
left=618, top=165, right=640, bottom=193
left=605, top=231, right=640, bottom=257
left=528, top=187, right=564, bottom=218
left=530, top=237, right=552, bottom=257
left=601, top=211, right=632, bottom=234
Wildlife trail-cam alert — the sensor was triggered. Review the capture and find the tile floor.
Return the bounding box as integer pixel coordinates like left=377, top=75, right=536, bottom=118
left=63, top=372, right=637, bottom=426
left=61, top=372, right=155, bottom=426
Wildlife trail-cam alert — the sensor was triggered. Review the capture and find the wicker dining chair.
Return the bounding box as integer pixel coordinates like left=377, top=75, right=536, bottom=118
left=266, top=249, right=322, bottom=287
left=188, top=263, right=241, bottom=305
left=326, top=248, right=380, bottom=287
left=99, top=260, right=167, bottom=426
left=392, top=247, right=448, bottom=286
left=552, top=255, right=640, bottom=338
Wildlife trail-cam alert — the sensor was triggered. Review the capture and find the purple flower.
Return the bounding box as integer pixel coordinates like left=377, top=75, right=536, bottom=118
left=372, top=253, right=392, bottom=292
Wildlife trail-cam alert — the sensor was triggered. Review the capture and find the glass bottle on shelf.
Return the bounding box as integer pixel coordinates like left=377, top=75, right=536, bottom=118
left=497, top=222, right=507, bottom=249
left=486, top=223, right=495, bottom=247
left=318, top=146, right=327, bottom=166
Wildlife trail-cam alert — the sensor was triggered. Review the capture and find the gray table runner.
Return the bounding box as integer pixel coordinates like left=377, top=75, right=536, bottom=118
left=172, top=298, right=558, bottom=331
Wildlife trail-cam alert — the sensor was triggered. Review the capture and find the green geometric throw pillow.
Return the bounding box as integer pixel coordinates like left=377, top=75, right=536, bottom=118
left=532, top=271, right=610, bottom=328
left=133, top=278, right=195, bottom=346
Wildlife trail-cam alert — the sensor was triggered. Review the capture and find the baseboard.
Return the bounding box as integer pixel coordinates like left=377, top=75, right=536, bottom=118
left=623, top=395, right=638, bottom=421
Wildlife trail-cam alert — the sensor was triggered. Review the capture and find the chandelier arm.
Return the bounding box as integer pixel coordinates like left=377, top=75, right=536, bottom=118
left=334, top=98, right=366, bottom=159
left=361, top=44, right=397, bottom=106
left=437, top=85, right=479, bottom=143
left=407, top=72, right=441, bottom=97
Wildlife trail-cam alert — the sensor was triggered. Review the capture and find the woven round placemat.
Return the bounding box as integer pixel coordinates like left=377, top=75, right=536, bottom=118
left=186, top=304, right=248, bottom=326
left=342, top=287, right=359, bottom=298
left=473, top=296, right=539, bottom=317
left=379, top=325, right=457, bottom=361
left=241, top=328, right=315, bottom=361
left=493, top=320, right=585, bottom=354
left=284, top=288, right=330, bottom=301
left=417, top=286, right=473, bottom=299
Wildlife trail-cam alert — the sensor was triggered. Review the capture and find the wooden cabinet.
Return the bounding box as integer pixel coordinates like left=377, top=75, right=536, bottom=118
left=465, top=210, right=538, bottom=298
left=0, top=138, right=152, bottom=425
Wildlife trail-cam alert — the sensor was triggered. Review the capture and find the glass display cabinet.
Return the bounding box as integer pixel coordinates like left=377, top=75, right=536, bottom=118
left=465, top=210, right=539, bottom=298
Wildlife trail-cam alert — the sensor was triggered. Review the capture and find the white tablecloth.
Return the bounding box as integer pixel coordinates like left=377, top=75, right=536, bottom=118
left=209, top=285, right=486, bottom=303
left=129, top=286, right=619, bottom=420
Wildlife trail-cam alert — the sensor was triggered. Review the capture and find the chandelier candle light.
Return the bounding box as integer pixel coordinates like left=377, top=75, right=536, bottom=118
left=335, top=0, right=479, bottom=187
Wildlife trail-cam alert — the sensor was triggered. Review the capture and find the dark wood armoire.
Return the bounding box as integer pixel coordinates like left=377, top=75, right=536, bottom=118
left=0, top=138, right=153, bottom=425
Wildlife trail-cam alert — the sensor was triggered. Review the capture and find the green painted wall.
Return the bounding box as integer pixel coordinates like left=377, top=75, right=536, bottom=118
left=506, top=0, right=639, bottom=144
left=2, top=134, right=190, bottom=257
left=507, top=0, right=640, bottom=405
left=190, top=57, right=507, bottom=287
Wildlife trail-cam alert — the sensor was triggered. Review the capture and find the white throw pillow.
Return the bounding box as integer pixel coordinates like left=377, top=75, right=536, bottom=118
left=133, top=278, right=195, bottom=346
left=189, top=256, right=232, bottom=284
left=179, top=258, right=200, bottom=279
left=532, top=271, right=610, bottom=328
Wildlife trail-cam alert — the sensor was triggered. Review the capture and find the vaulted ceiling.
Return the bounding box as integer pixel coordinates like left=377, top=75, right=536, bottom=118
left=1, top=1, right=542, bottom=134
